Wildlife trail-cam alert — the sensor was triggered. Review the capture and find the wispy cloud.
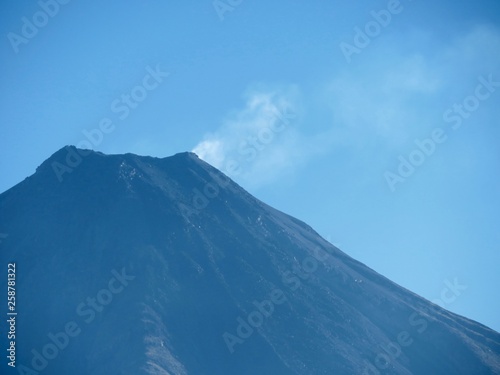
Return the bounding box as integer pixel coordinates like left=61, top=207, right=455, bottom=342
left=325, top=24, right=500, bottom=150
left=192, top=85, right=307, bottom=188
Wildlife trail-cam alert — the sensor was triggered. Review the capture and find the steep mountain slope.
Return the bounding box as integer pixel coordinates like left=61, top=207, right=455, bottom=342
left=0, top=146, right=499, bottom=375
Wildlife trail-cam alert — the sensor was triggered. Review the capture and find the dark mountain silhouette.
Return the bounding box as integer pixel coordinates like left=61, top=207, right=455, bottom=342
left=0, top=146, right=499, bottom=375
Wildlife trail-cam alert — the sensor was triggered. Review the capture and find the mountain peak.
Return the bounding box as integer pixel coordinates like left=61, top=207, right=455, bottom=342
left=28, top=146, right=210, bottom=200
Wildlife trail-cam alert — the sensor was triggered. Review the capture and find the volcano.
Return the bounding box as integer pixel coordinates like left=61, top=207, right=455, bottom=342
left=0, top=146, right=499, bottom=375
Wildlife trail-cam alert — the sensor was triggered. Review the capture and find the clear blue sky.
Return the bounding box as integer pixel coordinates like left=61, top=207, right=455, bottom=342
left=1, top=0, right=499, bottom=331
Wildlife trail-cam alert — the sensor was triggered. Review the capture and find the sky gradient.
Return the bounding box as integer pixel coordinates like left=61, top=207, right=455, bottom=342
left=1, top=0, right=499, bottom=331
